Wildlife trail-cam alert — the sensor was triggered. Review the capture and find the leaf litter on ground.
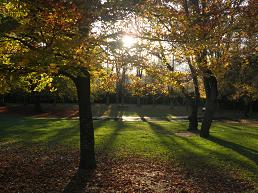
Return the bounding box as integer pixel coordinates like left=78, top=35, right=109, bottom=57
left=0, top=144, right=256, bottom=193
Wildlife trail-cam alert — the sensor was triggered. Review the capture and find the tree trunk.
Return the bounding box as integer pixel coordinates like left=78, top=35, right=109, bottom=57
left=188, top=95, right=199, bottom=131
left=121, top=67, right=126, bottom=105
left=74, top=75, right=96, bottom=169
left=200, top=72, right=218, bottom=138
left=116, top=82, right=120, bottom=104
left=188, top=62, right=200, bottom=131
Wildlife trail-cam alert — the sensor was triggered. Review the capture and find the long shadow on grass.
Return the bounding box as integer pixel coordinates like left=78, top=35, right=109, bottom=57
left=47, top=120, right=106, bottom=145
left=96, top=121, right=126, bottom=153
left=63, top=121, right=124, bottom=193
left=0, top=116, right=111, bottom=146
left=63, top=169, right=94, bottom=193
left=0, top=117, right=59, bottom=143
left=215, top=123, right=258, bottom=137
left=146, top=120, right=257, bottom=173
left=208, top=136, right=258, bottom=165
left=176, top=133, right=258, bottom=174
left=145, top=120, right=256, bottom=192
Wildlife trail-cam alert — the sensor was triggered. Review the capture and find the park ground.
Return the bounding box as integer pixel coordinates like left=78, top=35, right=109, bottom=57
left=0, top=104, right=257, bottom=193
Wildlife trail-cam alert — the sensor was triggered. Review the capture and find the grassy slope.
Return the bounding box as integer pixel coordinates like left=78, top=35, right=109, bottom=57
left=0, top=116, right=257, bottom=185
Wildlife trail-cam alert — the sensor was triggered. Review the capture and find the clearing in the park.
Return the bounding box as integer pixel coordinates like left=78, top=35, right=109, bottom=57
left=0, top=0, right=257, bottom=192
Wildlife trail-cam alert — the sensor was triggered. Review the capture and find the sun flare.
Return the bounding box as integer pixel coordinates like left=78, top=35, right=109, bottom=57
left=122, top=35, right=136, bottom=48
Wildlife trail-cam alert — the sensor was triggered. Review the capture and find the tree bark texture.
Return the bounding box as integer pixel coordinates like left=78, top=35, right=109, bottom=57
left=74, top=75, right=96, bottom=169
left=188, top=62, right=200, bottom=131
left=200, top=71, right=218, bottom=138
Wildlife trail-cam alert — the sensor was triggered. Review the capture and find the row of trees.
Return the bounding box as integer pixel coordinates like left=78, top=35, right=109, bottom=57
left=1, top=0, right=257, bottom=169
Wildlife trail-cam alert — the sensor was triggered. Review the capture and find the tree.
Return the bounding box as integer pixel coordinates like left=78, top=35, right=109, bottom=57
left=91, top=68, right=117, bottom=104
left=138, top=0, right=252, bottom=137
left=131, top=1, right=202, bottom=131
left=52, top=75, right=77, bottom=104
left=1, top=0, right=97, bottom=168
left=1, top=0, right=144, bottom=169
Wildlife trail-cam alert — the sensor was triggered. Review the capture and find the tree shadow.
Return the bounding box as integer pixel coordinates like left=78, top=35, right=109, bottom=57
left=208, top=136, right=258, bottom=165
left=63, top=168, right=95, bottom=193
left=95, top=121, right=125, bottom=153
left=145, top=119, right=258, bottom=173
left=63, top=121, right=125, bottom=193
left=0, top=116, right=60, bottom=143
left=224, top=124, right=258, bottom=137
left=0, top=116, right=110, bottom=146
left=144, top=120, right=256, bottom=192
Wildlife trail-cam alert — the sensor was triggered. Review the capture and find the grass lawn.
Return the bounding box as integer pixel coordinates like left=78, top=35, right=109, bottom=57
left=0, top=115, right=257, bottom=192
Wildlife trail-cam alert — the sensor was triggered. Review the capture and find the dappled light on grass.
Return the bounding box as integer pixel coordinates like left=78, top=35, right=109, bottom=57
left=0, top=117, right=80, bottom=146
left=0, top=116, right=257, bottom=192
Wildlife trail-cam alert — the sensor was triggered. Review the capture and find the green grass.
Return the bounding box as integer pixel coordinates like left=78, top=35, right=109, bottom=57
left=0, top=115, right=257, bottom=185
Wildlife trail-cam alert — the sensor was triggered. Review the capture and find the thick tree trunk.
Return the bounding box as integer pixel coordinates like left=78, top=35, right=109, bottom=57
left=188, top=62, right=200, bottom=131
left=200, top=72, right=218, bottom=138
left=188, top=98, right=199, bottom=131
left=74, top=75, right=96, bottom=169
